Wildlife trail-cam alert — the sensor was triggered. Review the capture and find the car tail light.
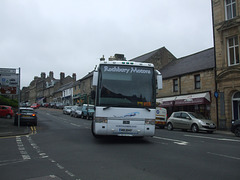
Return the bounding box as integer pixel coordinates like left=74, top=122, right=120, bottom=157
left=32, top=114, right=36, bottom=117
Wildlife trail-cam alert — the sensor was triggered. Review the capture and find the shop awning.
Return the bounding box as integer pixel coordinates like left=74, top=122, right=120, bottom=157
left=174, top=92, right=210, bottom=106
left=156, top=92, right=211, bottom=107
left=156, top=96, right=176, bottom=107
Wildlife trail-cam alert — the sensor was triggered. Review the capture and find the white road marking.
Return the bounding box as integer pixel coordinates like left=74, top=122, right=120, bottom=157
left=153, top=136, right=188, bottom=146
left=184, top=134, right=240, bottom=142
left=16, top=136, right=31, bottom=160
left=207, top=152, right=240, bottom=160
left=70, top=123, right=81, bottom=127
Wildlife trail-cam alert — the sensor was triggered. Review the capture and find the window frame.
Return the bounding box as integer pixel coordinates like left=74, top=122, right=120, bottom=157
left=225, top=0, right=237, bottom=20
left=194, top=74, right=201, bottom=90
left=173, top=79, right=178, bottom=92
left=227, top=36, right=239, bottom=66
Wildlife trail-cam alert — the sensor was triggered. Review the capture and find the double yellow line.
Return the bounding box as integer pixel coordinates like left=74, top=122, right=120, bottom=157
left=30, top=126, right=37, bottom=134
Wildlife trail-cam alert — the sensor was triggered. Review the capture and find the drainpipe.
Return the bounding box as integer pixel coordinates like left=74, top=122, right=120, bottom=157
left=211, top=0, right=219, bottom=128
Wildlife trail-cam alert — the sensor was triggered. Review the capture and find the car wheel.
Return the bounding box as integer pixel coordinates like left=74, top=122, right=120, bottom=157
left=167, top=123, right=173, bottom=131
left=234, top=127, right=240, bottom=137
left=6, top=114, right=12, bottom=119
left=191, top=124, right=199, bottom=133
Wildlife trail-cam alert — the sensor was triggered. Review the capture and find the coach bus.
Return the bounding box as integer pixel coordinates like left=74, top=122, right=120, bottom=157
left=91, top=60, right=162, bottom=137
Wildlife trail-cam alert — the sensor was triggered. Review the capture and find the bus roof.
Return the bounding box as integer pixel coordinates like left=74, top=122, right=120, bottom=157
left=99, top=60, right=154, bottom=67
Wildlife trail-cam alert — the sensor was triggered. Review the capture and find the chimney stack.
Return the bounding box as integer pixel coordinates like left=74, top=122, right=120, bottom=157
left=72, top=73, right=76, bottom=81
left=49, top=71, right=54, bottom=79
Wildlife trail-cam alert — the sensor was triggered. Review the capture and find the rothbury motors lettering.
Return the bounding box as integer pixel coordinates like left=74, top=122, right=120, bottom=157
left=104, top=66, right=151, bottom=74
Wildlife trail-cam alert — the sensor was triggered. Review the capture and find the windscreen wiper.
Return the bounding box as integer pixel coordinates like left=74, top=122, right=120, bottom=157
left=144, top=107, right=151, bottom=112
left=103, top=106, right=111, bottom=110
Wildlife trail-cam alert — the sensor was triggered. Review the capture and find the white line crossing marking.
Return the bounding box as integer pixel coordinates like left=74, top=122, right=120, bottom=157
left=16, top=136, right=31, bottom=160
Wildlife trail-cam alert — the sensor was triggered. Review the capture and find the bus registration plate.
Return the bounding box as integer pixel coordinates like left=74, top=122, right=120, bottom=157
left=119, top=128, right=132, bottom=132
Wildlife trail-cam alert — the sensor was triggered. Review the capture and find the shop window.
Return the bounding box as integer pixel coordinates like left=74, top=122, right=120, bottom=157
left=227, top=36, right=239, bottom=66
left=194, top=74, right=201, bottom=89
left=225, top=0, right=236, bottom=20
left=173, top=79, right=178, bottom=92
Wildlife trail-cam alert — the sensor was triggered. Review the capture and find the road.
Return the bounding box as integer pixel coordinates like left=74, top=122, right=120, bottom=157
left=0, top=108, right=240, bottom=180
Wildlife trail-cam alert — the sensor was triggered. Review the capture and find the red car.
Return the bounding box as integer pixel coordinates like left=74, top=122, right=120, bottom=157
left=30, top=103, right=40, bottom=109
left=0, top=105, right=14, bottom=119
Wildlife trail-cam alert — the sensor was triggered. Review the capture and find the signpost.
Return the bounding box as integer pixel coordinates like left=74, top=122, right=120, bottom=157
left=0, top=68, right=21, bottom=127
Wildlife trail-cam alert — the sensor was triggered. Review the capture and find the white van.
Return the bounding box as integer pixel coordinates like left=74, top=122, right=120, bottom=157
left=155, top=107, right=167, bottom=128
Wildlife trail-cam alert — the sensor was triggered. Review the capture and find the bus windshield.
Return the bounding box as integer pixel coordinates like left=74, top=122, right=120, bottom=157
left=97, top=64, right=156, bottom=108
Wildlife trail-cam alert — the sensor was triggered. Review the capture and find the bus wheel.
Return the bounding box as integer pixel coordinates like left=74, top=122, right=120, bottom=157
left=91, top=122, right=100, bottom=138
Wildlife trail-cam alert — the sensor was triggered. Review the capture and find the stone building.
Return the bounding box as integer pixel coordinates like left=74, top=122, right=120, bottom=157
left=22, top=71, right=76, bottom=105
left=157, top=48, right=216, bottom=122
left=77, top=71, right=94, bottom=105
left=130, top=47, right=217, bottom=125
left=130, top=47, right=176, bottom=70
left=212, top=0, right=240, bottom=129
left=73, top=80, right=81, bottom=105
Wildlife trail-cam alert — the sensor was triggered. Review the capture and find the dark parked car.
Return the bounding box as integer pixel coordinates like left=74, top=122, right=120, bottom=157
left=231, top=119, right=240, bottom=137
left=14, top=107, right=37, bottom=126
left=0, top=105, right=14, bottom=119
left=81, top=104, right=95, bottom=120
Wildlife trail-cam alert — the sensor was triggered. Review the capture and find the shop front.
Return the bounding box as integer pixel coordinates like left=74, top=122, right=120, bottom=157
left=157, top=92, right=211, bottom=119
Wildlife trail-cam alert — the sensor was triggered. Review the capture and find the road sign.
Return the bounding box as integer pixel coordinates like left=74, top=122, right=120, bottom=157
left=0, top=74, right=19, bottom=87
left=0, top=87, right=17, bottom=95
left=0, top=68, right=16, bottom=74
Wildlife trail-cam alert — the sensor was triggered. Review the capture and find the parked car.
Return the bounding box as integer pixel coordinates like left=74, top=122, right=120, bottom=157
left=155, top=107, right=167, bottom=128
left=70, top=106, right=79, bottom=117
left=14, top=107, right=37, bottom=126
left=72, top=106, right=83, bottom=118
left=31, top=103, right=40, bottom=109
left=55, top=102, right=64, bottom=109
left=231, top=119, right=240, bottom=137
left=0, top=105, right=14, bottom=119
left=81, top=104, right=95, bottom=119
left=49, top=102, right=56, bottom=108
left=63, top=106, right=72, bottom=115
left=167, top=111, right=216, bottom=133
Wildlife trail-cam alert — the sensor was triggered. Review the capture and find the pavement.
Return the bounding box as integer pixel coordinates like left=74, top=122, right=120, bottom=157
left=0, top=117, right=30, bottom=137
left=0, top=115, right=234, bottom=138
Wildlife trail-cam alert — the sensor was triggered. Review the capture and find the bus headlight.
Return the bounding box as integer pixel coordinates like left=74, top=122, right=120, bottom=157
left=95, top=117, right=108, bottom=123
left=145, top=119, right=155, bottom=125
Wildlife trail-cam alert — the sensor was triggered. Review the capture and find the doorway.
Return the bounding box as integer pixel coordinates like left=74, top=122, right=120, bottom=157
left=232, top=91, right=240, bottom=120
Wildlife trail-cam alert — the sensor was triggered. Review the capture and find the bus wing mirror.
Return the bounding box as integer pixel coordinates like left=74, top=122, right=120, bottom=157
left=156, top=71, right=162, bottom=89
left=92, top=71, right=98, bottom=86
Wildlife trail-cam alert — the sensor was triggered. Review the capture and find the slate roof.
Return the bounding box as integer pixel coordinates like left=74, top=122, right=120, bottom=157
left=56, top=81, right=74, bottom=93
left=160, top=47, right=215, bottom=79
left=129, top=47, right=172, bottom=62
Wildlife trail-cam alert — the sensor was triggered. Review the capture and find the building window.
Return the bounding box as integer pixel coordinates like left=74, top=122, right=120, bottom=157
left=195, top=75, right=201, bottom=89
left=173, top=79, right=178, bottom=92
left=227, top=36, right=239, bottom=66
left=225, top=0, right=236, bottom=20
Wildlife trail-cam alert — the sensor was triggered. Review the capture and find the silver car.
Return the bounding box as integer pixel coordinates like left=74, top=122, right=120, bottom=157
left=167, top=111, right=216, bottom=133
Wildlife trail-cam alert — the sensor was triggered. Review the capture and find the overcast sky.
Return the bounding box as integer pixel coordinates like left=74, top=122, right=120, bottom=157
left=0, top=0, right=213, bottom=88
